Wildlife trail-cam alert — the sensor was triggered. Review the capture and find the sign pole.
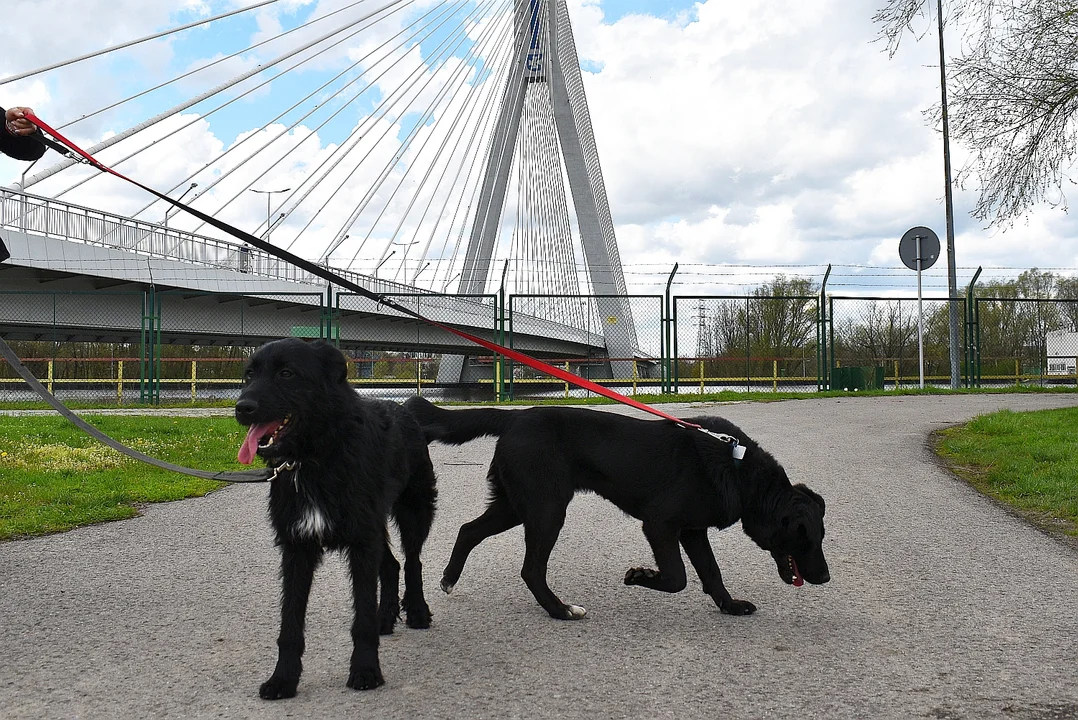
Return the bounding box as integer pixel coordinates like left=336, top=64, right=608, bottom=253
left=916, top=234, right=925, bottom=388
left=899, top=226, right=940, bottom=391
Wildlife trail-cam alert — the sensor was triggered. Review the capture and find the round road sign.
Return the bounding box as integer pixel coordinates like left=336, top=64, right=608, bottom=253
left=899, top=226, right=940, bottom=271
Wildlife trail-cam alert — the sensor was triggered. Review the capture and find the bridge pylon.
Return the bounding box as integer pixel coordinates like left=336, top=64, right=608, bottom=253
left=439, top=0, right=639, bottom=384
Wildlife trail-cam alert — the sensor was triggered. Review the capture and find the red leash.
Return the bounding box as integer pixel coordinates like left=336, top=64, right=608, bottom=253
left=22, top=112, right=718, bottom=434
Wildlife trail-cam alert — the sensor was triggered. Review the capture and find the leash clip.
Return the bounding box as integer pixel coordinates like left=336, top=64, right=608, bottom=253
left=268, top=460, right=299, bottom=487
left=697, top=428, right=747, bottom=463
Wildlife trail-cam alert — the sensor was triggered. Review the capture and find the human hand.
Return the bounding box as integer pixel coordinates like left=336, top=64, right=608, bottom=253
left=5, top=107, right=37, bottom=136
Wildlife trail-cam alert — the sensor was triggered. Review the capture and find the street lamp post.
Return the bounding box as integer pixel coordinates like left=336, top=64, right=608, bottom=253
left=374, top=250, right=396, bottom=277
left=164, top=182, right=198, bottom=228
left=249, top=187, right=291, bottom=242
left=937, top=0, right=960, bottom=388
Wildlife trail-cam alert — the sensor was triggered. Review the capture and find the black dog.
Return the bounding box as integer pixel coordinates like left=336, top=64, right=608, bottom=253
left=236, top=339, right=437, bottom=699
left=405, top=397, right=827, bottom=620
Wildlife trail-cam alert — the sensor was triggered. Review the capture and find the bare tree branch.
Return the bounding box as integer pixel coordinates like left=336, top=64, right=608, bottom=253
left=874, top=0, right=1078, bottom=225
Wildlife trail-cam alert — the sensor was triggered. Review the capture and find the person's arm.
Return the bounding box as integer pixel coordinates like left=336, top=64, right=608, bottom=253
left=0, top=106, right=46, bottom=162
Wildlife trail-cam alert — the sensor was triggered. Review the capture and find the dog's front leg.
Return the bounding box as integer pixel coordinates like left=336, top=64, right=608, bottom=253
left=624, top=522, right=688, bottom=593
left=261, top=542, right=323, bottom=700
left=346, top=544, right=385, bottom=690
left=679, top=528, right=756, bottom=615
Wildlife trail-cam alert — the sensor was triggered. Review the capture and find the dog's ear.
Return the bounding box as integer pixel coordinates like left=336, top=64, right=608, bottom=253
left=793, top=483, right=825, bottom=515
left=312, top=341, right=348, bottom=385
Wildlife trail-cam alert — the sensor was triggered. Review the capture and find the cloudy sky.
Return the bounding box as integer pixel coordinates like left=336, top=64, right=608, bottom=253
left=1, top=0, right=1075, bottom=296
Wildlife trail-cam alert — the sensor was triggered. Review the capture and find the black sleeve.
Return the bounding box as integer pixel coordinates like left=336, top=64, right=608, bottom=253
left=0, top=107, right=47, bottom=162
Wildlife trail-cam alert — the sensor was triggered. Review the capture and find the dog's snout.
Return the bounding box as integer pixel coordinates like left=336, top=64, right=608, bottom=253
left=236, top=397, right=258, bottom=419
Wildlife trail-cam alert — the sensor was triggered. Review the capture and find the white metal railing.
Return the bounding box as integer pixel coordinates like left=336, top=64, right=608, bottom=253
left=0, top=188, right=426, bottom=295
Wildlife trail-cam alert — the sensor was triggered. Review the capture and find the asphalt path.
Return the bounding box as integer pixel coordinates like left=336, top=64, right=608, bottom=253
left=2, top=395, right=1077, bottom=719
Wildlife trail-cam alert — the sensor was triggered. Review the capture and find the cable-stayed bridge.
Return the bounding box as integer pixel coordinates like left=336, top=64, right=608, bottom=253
left=0, top=0, right=652, bottom=381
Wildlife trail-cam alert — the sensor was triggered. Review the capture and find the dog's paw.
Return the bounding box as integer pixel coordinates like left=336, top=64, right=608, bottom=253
left=720, top=599, right=757, bottom=616
left=623, top=567, right=658, bottom=585
left=440, top=578, right=455, bottom=594
left=550, top=603, right=587, bottom=620
left=346, top=666, right=385, bottom=691
left=259, top=675, right=299, bottom=701
left=403, top=600, right=433, bottom=630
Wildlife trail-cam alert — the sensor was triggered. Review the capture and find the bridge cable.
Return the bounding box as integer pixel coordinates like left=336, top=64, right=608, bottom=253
left=17, top=0, right=410, bottom=190
left=234, top=0, right=493, bottom=255
left=54, top=0, right=391, bottom=132
left=309, top=0, right=504, bottom=263
left=403, top=15, right=522, bottom=285
left=266, top=1, right=479, bottom=256
left=399, top=0, right=533, bottom=288
left=346, top=0, right=514, bottom=276
left=119, top=2, right=421, bottom=230
left=300, top=0, right=508, bottom=265
left=0, top=0, right=283, bottom=87
left=384, top=5, right=520, bottom=283
left=50, top=0, right=416, bottom=205
left=174, top=0, right=463, bottom=240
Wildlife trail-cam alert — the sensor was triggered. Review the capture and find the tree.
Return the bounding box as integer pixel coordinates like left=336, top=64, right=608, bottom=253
left=1055, top=275, right=1078, bottom=330
left=875, top=1, right=1078, bottom=225
left=745, top=276, right=819, bottom=360
left=697, top=276, right=819, bottom=377
left=835, top=299, right=918, bottom=365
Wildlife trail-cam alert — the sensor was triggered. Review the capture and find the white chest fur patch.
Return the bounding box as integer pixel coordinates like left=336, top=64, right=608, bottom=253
left=293, top=504, right=330, bottom=540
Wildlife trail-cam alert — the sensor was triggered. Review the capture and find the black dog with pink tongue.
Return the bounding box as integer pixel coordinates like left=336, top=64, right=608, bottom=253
left=235, top=338, right=438, bottom=700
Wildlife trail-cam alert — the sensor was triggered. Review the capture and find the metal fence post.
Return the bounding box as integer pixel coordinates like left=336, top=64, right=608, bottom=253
left=744, top=296, right=751, bottom=393
left=964, top=266, right=982, bottom=388
left=817, top=264, right=831, bottom=391
left=663, top=264, right=678, bottom=394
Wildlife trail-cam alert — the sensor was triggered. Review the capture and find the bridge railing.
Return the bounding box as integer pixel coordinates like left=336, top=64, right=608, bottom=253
left=0, top=189, right=428, bottom=297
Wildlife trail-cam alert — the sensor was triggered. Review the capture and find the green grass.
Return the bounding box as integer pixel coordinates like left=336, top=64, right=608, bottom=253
left=0, top=415, right=245, bottom=540
left=935, top=407, right=1078, bottom=538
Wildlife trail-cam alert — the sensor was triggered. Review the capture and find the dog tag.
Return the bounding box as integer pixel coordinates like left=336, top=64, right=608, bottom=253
left=731, top=443, right=746, bottom=461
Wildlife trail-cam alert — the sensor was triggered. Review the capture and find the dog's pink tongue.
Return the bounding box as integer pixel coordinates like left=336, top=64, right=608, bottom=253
left=238, top=422, right=278, bottom=465
left=791, top=557, right=804, bottom=587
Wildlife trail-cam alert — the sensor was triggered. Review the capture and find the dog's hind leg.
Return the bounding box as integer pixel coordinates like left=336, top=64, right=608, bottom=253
left=377, top=542, right=401, bottom=635
left=346, top=544, right=385, bottom=691
left=623, top=522, right=689, bottom=594
left=520, top=507, right=587, bottom=620
left=260, top=543, right=323, bottom=701
left=679, top=528, right=756, bottom=615
left=441, top=494, right=521, bottom=594
left=394, top=479, right=435, bottom=629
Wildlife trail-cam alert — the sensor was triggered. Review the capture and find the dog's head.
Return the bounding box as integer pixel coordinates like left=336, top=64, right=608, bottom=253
left=745, top=483, right=830, bottom=587
left=234, top=338, right=348, bottom=465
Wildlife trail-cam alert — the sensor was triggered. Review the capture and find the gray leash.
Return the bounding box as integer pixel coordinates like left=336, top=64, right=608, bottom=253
left=0, top=336, right=271, bottom=483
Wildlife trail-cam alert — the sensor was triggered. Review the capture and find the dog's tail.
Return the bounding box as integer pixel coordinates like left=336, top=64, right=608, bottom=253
left=404, top=396, right=517, bottom=445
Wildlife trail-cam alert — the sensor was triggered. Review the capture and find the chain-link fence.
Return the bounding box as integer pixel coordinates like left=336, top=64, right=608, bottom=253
left=971, top=297, right=1078, bottom=387
left=506, top=294, right=663, bottom=400
left=673, top=295, right=820, bottom=392
left=4, top=288, right=1077, bottom=404
left=0, top=290, right=146, bottom=403
left=336, top=292, right=499, bottom=401
left=827, top=296, right=966, bottom=390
